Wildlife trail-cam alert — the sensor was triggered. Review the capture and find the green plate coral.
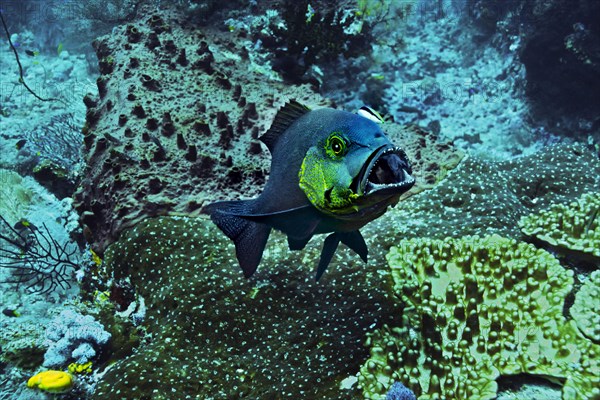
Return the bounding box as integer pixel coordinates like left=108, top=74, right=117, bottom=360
left=359, top=235, right=599, bottom=400
left=570, top=270, right=600, bottom=342
left=519, top=192, right=600, bottom=263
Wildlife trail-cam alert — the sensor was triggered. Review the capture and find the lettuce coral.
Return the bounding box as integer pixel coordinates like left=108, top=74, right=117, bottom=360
left=519, top=192, right=600, bottom=262
left=359, top=235, right=599, bottom=400
left=570, top=270, right=600, bottom=342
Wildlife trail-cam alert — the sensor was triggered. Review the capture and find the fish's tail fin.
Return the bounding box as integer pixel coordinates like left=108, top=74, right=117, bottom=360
left=203, top=200, right=271, bottom=278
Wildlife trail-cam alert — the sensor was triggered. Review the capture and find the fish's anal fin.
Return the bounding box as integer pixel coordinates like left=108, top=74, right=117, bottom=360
left=340, top=230, right=368, bottom=263
left=315, top=233, right=341, bottom=281
left=204, top=200, right=271, bottom=278
left=288, top=236, right=311, bottom=251
left=260, top=100, right=311, bottom=153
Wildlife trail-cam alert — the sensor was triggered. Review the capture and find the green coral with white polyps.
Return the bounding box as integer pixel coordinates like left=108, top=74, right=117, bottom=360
left=519, top=192, right=600, bottom=261
left=570, top=270, right=600, bottom=342
left=359, top=235, right=599, bottom=400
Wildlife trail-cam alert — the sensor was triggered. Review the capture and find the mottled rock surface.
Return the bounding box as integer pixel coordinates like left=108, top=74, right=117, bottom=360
left=73, top=9, right=329, bottom=253
left=73, top=8, right=461, bottom=255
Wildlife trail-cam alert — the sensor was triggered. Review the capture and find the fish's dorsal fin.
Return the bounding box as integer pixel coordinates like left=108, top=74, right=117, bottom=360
left=357, top=105, right=384, bottom=124
left=260, top=100, right=311, bottom=152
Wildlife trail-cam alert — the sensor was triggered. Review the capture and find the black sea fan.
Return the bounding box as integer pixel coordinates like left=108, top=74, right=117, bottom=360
left=0, top=215, right=78, bottom=294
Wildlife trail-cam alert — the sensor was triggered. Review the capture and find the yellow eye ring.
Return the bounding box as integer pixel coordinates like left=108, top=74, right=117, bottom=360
left=326, top=134, right=347, bottom=157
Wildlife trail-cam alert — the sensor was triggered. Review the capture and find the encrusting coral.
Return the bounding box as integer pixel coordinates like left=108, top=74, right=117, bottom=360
left=27, top=370, right=74, bottom=393
left=519, top=192, right=600, bottom=263
left=91, top=216, right=405, bottom=399
left=359, top=235, right=599, bottom=400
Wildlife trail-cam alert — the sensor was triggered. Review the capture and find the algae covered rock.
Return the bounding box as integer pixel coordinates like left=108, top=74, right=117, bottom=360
left=519, top=192, right=600, bottom=264
left=359, top=235, right=599, bottom=400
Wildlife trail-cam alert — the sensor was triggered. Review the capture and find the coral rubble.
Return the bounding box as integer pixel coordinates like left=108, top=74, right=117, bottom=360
left=359, top=235, right=599, bottom=400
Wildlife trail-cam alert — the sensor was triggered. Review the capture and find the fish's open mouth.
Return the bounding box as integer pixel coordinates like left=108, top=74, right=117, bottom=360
left=352, top=146, right=415, bottom=196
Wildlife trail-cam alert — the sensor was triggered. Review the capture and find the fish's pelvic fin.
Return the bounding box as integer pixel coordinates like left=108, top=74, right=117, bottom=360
left=204, top=200, right=271, bottom=278
left=315, top=233, right=341, bottom=281
left=340, top=230, right=368, bottom=263
left=287, top=236, right=311, bottom=251
left=260, top=100, right=310, bottom=153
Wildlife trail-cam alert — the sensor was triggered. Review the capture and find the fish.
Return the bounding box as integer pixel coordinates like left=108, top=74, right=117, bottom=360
left=15, top=139, right=27, bottom=150
left=204, top=100, right=415, bottom=280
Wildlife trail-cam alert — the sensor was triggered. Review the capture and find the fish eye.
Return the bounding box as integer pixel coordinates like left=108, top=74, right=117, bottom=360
left=327, top=134, right=347, bottom=157
left=332, top=138, right=343, bottom=154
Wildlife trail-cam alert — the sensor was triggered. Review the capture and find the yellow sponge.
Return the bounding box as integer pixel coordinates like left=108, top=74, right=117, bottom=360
left=27, top=370, right=73, bottom=393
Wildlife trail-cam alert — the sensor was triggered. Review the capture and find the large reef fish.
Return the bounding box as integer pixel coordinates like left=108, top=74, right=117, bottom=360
left=204, top=101, right=415, bottom=280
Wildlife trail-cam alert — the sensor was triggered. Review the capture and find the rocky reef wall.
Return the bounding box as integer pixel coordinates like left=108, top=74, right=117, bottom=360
left=73, top=7, right=460, bottom=254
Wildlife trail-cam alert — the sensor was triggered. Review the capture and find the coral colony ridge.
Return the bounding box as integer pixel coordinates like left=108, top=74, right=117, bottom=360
left=0, top=1, right=599, bottom=399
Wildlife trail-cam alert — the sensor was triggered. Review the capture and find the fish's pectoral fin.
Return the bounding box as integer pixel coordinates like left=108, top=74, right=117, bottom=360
left=204, top=200, right=271, bottom=278
left=315, top=233, right=341, bottom=281
left=340, top=230, right=368, bottom=263
left=288, top=236, right=311, bottom=251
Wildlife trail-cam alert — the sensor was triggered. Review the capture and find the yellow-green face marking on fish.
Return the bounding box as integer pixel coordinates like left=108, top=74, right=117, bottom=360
left=299, top=131, right=360, bottom=214
left=204, top=101, right=415, bottom=281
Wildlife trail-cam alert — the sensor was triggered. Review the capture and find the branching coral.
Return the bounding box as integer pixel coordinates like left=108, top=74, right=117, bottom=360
left=519, top=192, right=600, bottom=262
left=359, top=235, right=599, bottom=400
left=43, top=310, right=111, bottom=368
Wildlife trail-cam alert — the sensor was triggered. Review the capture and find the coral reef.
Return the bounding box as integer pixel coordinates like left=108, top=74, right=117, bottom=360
left=465, top=0, right=600, bottom=139
left=366, top=144, right=600, bottom=242
left=73, top=7, right=328, bottom=254
left=224, top=0, right=406, bottom=85
left=570, top=270, right=600, bottom=342
left=386, top=381, right=417, bottom=400
left=0, top=322, right=46, bottom=370
left=519, top=192, right=600, bottom=263
left=92, top=215, right=405, bottom=399
left=0, top=169, right=83, bottom=294
left=73, top=7, right=460, bottom=254
left=0, top=169, right=34, bottom=225
left=43, top=310, right=111, bottom=368
left=85, top=142, right=597, bottom=399
left=359, top=235, right=599, bottom=400
left=379, top=1, right=534, bottom=158
left=0, top=215, right=79, bottom=294
left=18, top=113, right=84, bottom=199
